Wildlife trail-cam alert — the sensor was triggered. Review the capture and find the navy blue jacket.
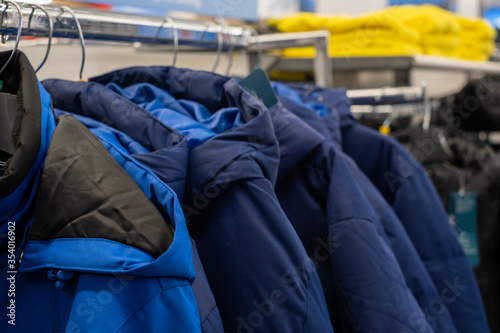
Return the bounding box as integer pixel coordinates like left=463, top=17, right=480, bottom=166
left=90, top=66, right=440, bottom=333
left=1, top=51, right=201, bottom=333
left=87, top=67, right=334, bottom=333
left=284, top=83, right=490, bottom=333
left=267, top=101, right=436, bottom=333
left=42, top=78, right=225, bottom=333
left=273, top=83, right=457, bottom=333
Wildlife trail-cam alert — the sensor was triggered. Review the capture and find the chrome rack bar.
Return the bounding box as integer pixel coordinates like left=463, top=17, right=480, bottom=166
left=347, top=86, right=425, bottom=101
left=0, top=5, right=250, bottom=49
left=350, top=103, right=424, bottom=114
left=247, top=30, right=333, bottom=87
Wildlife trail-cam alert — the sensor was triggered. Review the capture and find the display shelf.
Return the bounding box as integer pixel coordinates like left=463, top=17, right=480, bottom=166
left=264, top=54, right=500, bottom=86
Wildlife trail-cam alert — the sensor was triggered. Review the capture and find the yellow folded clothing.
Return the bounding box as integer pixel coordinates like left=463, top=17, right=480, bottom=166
left=330, top=29, right=420, bottom=45
left=330, top=35, right=421, bottom=54
left=324, top=11, right=420, bottom=41
left=270, top=12, right=420, bottom=42
left=269, top=13, right=332, bottom=32
left=423, top=46, right=460, bottom=58
left=458, top=42, right=495, bottom=56
left=457, top=16, right=497, bottom=40
left=281, top=42, right=423, bottom=58
left=424, top=42, right=493, bottom=61
left=270, top=6, right=497, bottom=61
left=456, top=50, right=491, bottom=61
left=421, top=33, right=461, bottom=49
left=329, top=43, right=423, bottom=57
left=393, top=5, right=460, bottom=35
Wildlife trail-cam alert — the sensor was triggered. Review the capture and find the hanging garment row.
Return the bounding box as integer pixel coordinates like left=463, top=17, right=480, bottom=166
left=391, top=80, right=500, bottom=333
left=310, top=81, right=500, bottom=333
left=0, top=50, right=490, bottom=333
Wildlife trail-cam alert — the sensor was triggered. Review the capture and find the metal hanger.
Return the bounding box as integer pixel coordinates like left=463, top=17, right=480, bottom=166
left=25, top=4, right=53, bottom=73
left=243, top=25, right=262, bottom=70
left=198, top=22, right=223, bottom=73
left=156, top=17, right=178, bottom=67
left=216, top=19, right=235, bottom=76
left=59, top=6, right=85, bottom=80
left=0, top=1, right=23, bottom=78
left=374, top=86, right=388, bottom=104
left=420, top=81, right=432, bottom=131
left=211, top=18, right=237, bottom=75
left=0, top=1, right=22, bottom=157
left=212, top=25, right=223, bottom=72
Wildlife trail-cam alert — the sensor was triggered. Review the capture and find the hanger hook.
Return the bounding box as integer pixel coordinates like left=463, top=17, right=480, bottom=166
left=198, top=22, right=223, bottom=72
left=243, top=25, right=262, bottom=70
left=0, top=1, right=23, bottom=78
left=156, top=16, right=178, bottom=67
left=26, top=4, right=53, bottom=73
left=212, top=24, right=223, bottom=72
left=216, top=18, right=235, bottom=76
left=59, top=6, right=85, bottom=79
left=224, top=28, right=235, bottom=76
left=375, top=86, right=389, bottom=103
left=421, top=80, right=431, bottom=131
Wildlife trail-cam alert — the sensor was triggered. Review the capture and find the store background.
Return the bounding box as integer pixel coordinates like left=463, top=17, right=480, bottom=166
left=2, top=1, right=499, bottom=332
left=11, top=0, right=500, bottom=98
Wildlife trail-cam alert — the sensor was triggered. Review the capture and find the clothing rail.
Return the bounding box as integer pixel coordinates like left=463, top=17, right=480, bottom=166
left=247, top=30, right=332, bottom=87
left=351, top=103, right=425, bottom=115
left=347, top=84, right=432, bottom=130
left=0, top=4, right=250, bottom=48
left=0, top=4, right=333, bottom=85
left=347, top=86, right=425, bottom=102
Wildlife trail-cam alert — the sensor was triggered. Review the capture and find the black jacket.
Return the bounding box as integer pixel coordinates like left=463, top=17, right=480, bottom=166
left=396, top=127, right=500, bottom=333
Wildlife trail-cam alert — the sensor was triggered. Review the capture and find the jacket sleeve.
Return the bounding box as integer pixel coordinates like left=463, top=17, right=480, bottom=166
left=187, top=179, right=334, bottom=333
left=394, top=167, right=490, bottom=333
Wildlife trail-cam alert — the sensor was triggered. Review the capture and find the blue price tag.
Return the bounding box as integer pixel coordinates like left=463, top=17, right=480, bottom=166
left=449, top=192, right=480, bottom=267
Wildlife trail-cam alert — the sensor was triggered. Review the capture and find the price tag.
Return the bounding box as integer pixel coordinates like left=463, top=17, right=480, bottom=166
left=239, top=69, right=279, bottom=109
left=449, top=192, right=480, bottom=267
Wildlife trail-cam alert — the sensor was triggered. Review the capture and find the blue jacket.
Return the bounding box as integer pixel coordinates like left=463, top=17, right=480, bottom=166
left=42, top=78, right=225, bottom=333
left=0, top=52, right=55, bottom=268
left=94, top=66, right=434, bottom=333
left=284, top=82, right=490, bottom=333
left=265, top=100, right=434, bottom=332
left=1, top=51, right=201, bottom=333
left=87, top=66, right=335, bottom=333
left=273, top=83, right=457, bottom=333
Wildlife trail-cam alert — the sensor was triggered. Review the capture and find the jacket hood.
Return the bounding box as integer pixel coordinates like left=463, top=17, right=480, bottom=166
left=268, top=102, right=325, bottom=181
left=0, top=51, right=54, bottom=198
left=42, top=79, right=189, bottom=199
left=273, top=82, right=347, bottom=150
left=0, top=50, right=56, bottom=264
left=92, top=66, right=260, bottom=121
left=91, top=67, right=280, bottom=211
left=20, top=115, right=194, bottom=279
left=285, top=83, right=354, bottom=120
left=40, top=81, right=220, bottom=330
left=279, top=82, right=355, bottom=128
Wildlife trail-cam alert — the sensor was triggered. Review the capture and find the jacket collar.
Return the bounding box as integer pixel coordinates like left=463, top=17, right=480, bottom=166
left=0, top=50, right=56, bottom=262
left=0, top=50, right=55, bottom=202
left=283, top=82, right=355, bottom=126
left=91, top=66, right=267, bottom=124
left=274, top=82, right=349, bottom=150
left=269, top=102, right=325, bottom=180
left=91, top=67, right=280, bottom=214
left=42, top=79, right=189, bottom=198
left=21, top=115, right=193, bottom=278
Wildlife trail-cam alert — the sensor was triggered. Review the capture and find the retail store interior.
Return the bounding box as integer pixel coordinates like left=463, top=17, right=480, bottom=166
left=2, top=1, right=500, bottom=333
